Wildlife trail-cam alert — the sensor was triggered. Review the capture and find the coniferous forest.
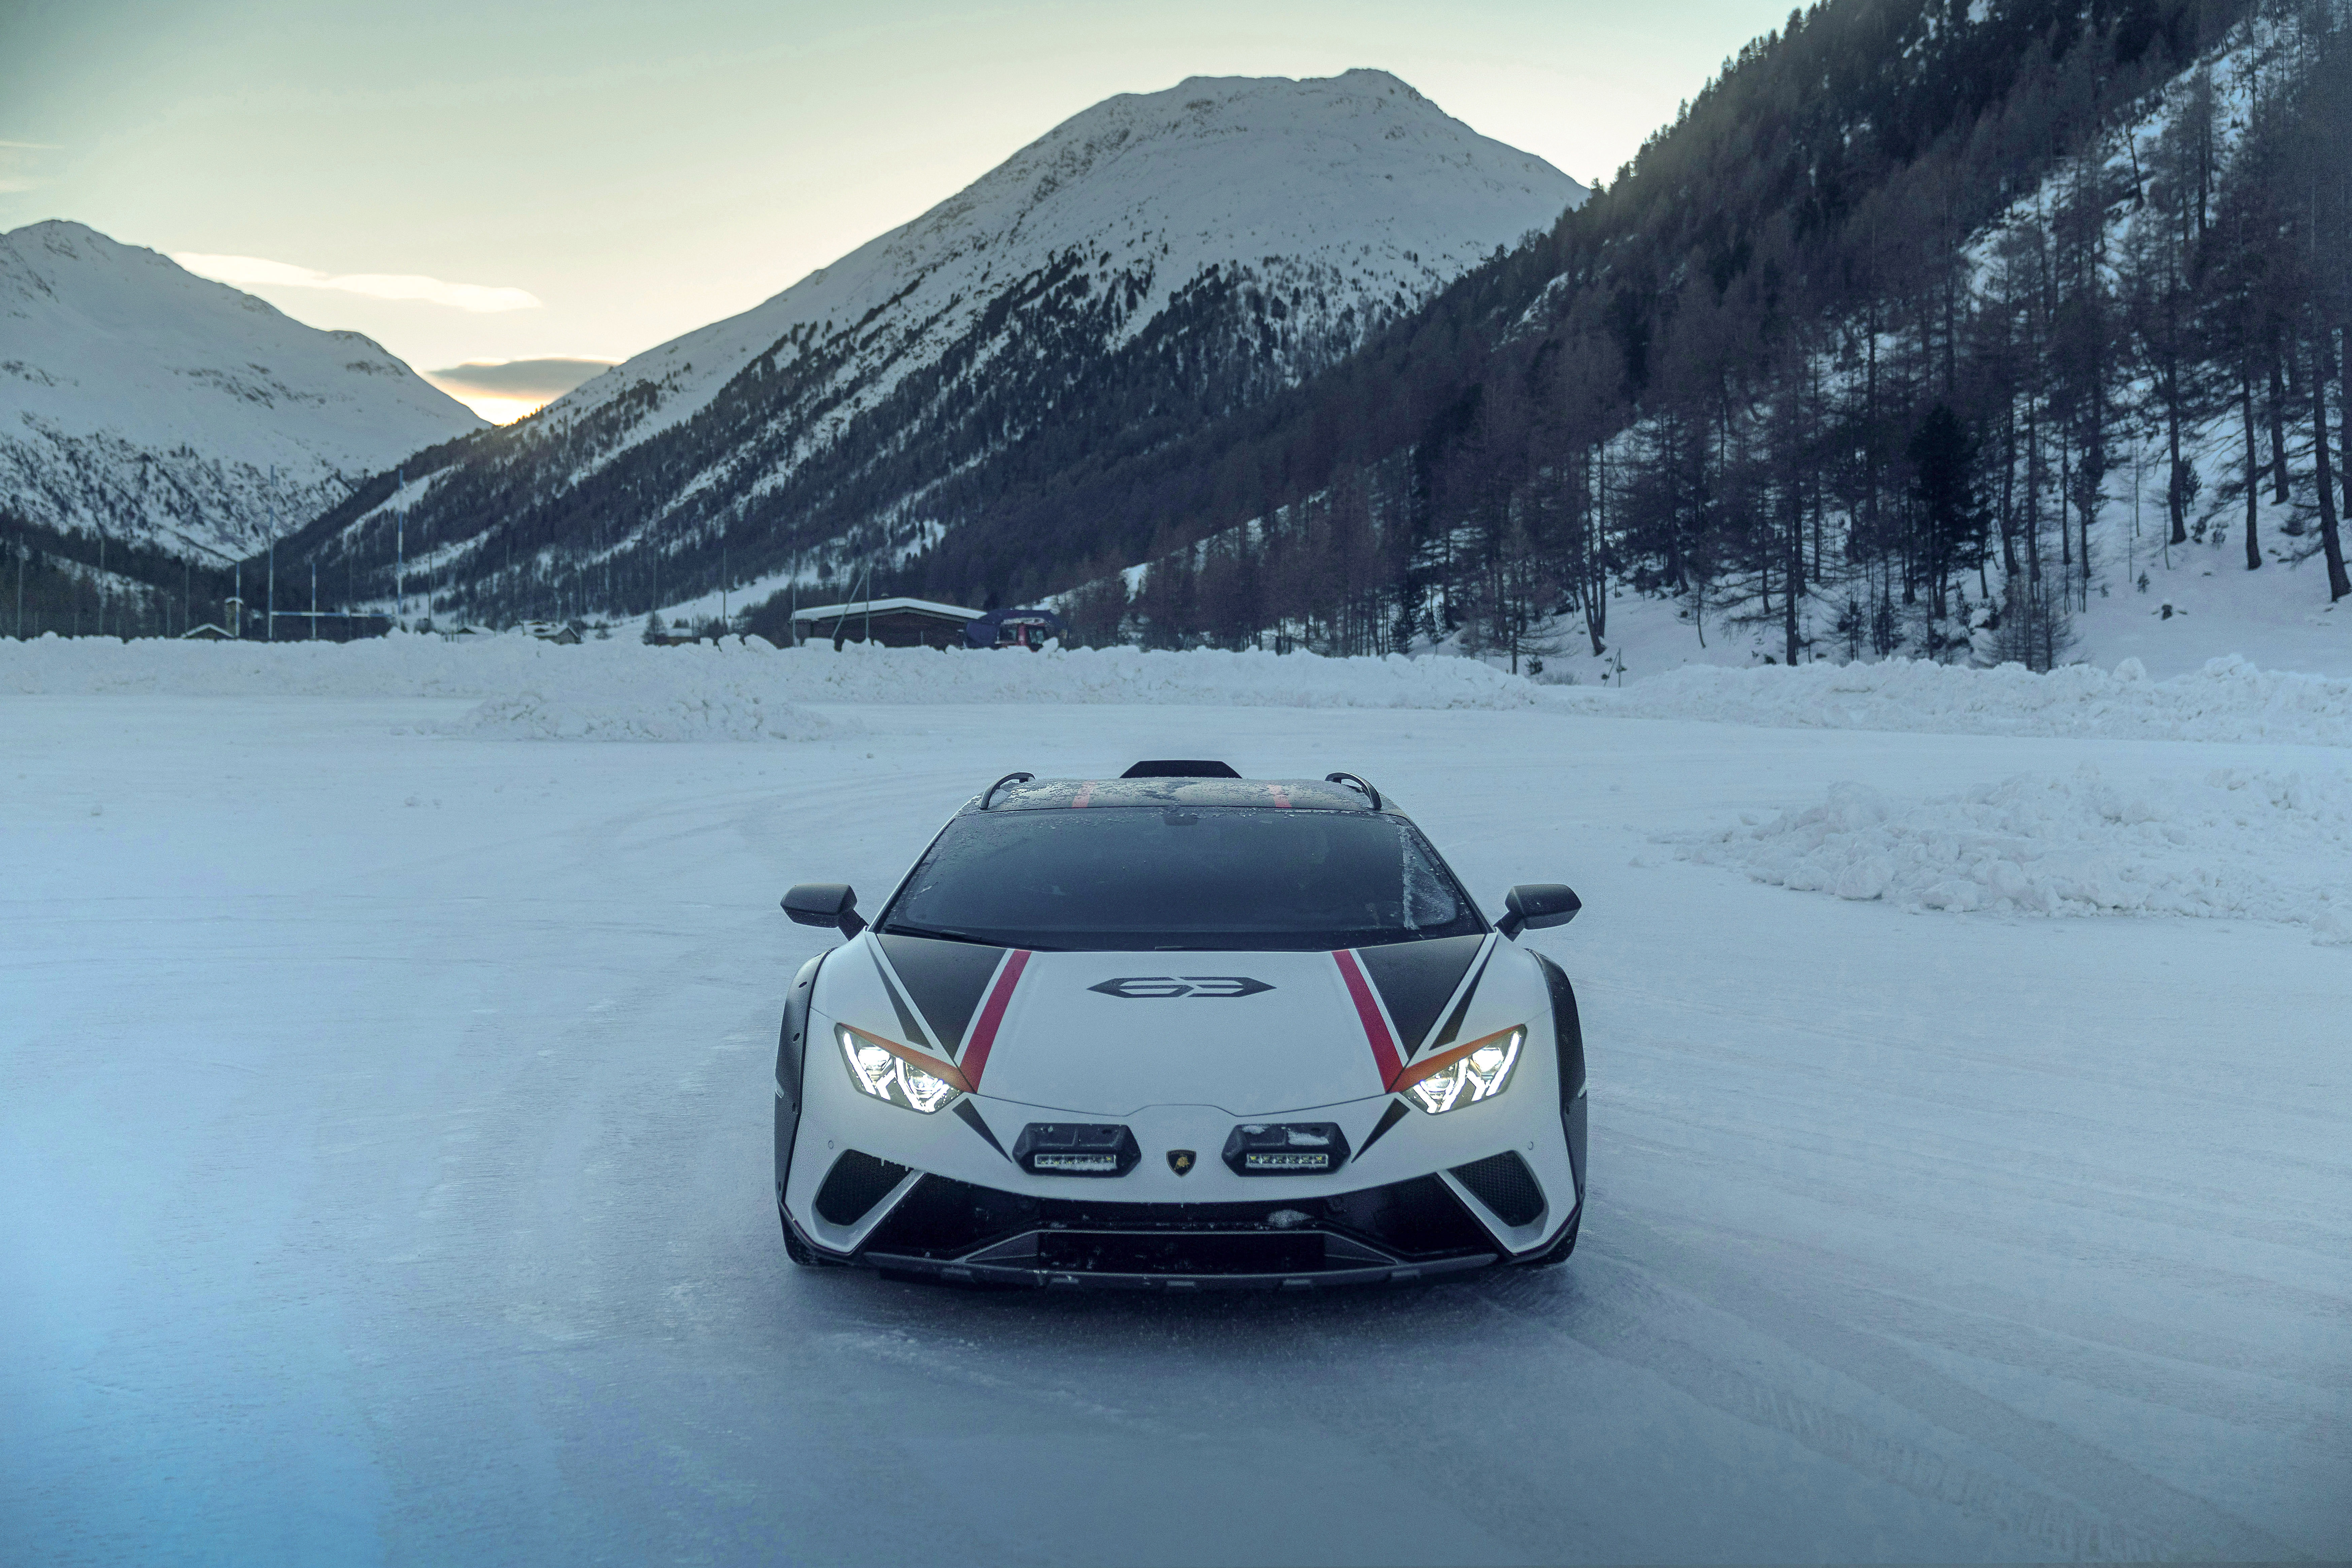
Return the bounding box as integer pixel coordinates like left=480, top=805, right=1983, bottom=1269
left=875, top=0, right=2352, bottom=671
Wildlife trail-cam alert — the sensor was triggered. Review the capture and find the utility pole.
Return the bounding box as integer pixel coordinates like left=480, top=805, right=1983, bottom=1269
left=267, top=464, right=277, bottom=641
left=311, top=557, right=318, bottom=640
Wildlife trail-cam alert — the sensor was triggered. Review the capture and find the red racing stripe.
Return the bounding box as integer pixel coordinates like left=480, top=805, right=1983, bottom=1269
left=1072, top=781, right=1095, bottom=808
left=1333, top=948, right=1401, bottom=1088
left=956, top=948, right=1031, bottom=1087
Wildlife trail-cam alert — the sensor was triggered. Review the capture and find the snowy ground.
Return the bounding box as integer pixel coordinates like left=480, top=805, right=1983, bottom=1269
left=5, top=664, right=2349, bottom=1563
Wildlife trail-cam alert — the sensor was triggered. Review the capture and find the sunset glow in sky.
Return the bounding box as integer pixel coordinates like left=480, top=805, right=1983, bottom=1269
left=2, top=0, right=1800, bottom=418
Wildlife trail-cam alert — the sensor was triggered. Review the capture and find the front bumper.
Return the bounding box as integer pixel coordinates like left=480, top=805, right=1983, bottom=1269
left=785, top=1167, right=1577, bottom=1289
left=778, top=966, right=1588, bottom=1285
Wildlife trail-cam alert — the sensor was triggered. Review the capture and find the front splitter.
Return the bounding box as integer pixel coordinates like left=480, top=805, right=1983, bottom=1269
left=860, top=1248, right=1499, bottom=1290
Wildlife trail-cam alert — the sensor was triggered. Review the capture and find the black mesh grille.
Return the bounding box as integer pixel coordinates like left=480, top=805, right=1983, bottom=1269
left=814, top=1150, right=911, bottom=1226
left=1321, top=1175, right=1487, bottom=1255
left=1449, top=1152, right=1544, bottom=1227
left=865, top=1175, right=1041, bottom=1254
left=862, top=1172, right=1496, bottom=1265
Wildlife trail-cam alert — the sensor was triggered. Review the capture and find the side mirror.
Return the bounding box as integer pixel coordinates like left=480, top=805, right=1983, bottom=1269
left=783, top=882, right=865, bottom=938
left=1497, top=883, right=1580, bottom=940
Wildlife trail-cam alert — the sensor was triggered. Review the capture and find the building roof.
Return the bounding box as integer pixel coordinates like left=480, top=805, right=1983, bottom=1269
left=789, top=596, right=981, bottom=624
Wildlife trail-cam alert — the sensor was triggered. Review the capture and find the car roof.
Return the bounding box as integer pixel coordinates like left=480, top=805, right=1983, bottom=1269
left=971, top=776, right=1395, bottom=815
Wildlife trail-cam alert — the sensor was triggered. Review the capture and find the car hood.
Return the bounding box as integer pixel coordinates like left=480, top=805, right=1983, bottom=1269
left=817, top=929, right=1508, bottom=1118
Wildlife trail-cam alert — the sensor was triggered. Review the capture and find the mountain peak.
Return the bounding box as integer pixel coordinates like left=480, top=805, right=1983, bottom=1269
left=0, top=220, right=484, bottom=561
left=547, top=69, right=1580, bottom=440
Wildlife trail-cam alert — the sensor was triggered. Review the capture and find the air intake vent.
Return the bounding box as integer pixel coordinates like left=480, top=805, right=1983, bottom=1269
left=1449, top=1152, right=1544, bottom=1227
left=815, top=1150, right=912, bottom=1225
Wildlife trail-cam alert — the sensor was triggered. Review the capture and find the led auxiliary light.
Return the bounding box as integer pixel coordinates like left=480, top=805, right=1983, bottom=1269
left=836, top=1023, right=967, bottom=1113
left=1393, top=1026, right=1525, bottom=1115
left=1222, top=1122, right=1350, bottom=1175
left=1012, top=1122, right=1141, bottom=1176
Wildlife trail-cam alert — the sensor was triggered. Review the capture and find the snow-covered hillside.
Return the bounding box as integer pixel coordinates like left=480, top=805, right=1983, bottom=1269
left=291, top=71, right=1582, bottom=626
left=548, top=69, right=1581, bottom=449
left=0, top=221, right=484, bottom=561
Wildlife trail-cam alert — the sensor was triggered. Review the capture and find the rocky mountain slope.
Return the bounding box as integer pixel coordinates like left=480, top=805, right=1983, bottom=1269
left=286, top=70, right=1581, bottom=624
left=0, top=221, right=484, bottom=565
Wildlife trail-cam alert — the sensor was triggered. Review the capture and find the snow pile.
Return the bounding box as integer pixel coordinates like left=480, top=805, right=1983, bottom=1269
left=1680, top=765, right=2352, bottom=943
left=19, top=637, right=2352, bottom=743
left=0, top=633, right=1542, bottom=720
left=446, top=686, right=829, bottom=743
left=1556, top=655, right=2352, bottom=746
left=753, top=640, right=1539, bottom=710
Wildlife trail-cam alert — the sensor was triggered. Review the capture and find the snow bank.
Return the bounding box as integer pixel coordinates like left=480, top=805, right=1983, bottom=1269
left=447, top=688, right=829, bottom=743
left=1553, top=655, right=2352, bottom=747
left=0, top=633, right=1542, bottom=715
left=1679, top=765, right=2352, bottom=944
left=15, top=637, right=2352, bottom=747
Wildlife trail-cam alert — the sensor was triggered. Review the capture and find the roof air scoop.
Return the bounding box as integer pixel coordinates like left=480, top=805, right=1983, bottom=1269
left=1120, top=760, right=1240, bottom=778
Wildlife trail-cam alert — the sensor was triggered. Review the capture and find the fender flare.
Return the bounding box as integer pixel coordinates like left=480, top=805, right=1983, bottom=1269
left=774, top=951, right=827, bottom=1203
left=1532, top=952, right=1587, bottom=1200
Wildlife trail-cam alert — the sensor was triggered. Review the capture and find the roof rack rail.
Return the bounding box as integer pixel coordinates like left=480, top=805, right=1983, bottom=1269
left=979, top=771, right=1035, bottom=810
left=1120, top=760, right=1240, bottom=778
left=1324, top=772, right=1381, bottom=810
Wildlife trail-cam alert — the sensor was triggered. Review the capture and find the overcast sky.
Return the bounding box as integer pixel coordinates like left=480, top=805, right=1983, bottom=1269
left=2, top=0, right=1796, bottom=421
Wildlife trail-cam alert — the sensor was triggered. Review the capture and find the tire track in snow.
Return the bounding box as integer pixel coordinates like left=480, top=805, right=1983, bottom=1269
left=1479, top=1235, right=2304, bottom=1562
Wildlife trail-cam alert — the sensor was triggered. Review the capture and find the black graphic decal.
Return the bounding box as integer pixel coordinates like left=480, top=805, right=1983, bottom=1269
left=1355, top=934, right=1485, bottom=1057
left=1425, top=943, right=1497, bottom=1055
left=867, top=947, right=931, bottom=1048
left=1355, top=1099, right=1410, bottom=1157
left=953, top=1099, right=1011, bottom=1161
left=878, top=933, right=1007, bottom=1053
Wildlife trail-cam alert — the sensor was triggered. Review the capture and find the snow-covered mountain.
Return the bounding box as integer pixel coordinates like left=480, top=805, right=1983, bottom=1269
left=294, top=70, right=1582, bottom=624
left=555, top=68, right=1580, bottom=447
left=0, top=221, right=484, bottom=563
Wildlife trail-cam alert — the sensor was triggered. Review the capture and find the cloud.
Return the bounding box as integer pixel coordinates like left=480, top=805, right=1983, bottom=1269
left=171, top=252, right=542, bottom=312
left=426, top=357, right=618, bottom=399
left=0, top=140, right=53, bottom=194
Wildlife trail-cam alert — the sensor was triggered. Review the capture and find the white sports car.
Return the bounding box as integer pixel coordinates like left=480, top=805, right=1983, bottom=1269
left=775, top=762, right=1587, bottom=1288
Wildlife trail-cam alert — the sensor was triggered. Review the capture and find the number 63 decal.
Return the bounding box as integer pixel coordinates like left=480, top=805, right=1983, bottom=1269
left=1087, top=976, right=1275, bottom=999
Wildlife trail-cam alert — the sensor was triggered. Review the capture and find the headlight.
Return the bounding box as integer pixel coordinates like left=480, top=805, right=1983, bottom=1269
left=836, top=1023, right=968, bottom=1113
left=1394, top=1026, right=1524, bottom=1114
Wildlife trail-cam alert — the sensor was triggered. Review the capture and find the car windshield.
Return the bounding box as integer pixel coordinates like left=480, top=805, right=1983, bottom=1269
left=879, top=806, right=1485, bottom=951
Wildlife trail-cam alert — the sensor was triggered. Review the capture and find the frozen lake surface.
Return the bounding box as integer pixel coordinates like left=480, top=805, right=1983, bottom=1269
left=5, top=691, right=2348, bottom=1563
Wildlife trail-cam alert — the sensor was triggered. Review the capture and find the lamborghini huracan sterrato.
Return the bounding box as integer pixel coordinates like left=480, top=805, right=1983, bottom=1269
left=775, top=761, right=1587, bottom=1288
